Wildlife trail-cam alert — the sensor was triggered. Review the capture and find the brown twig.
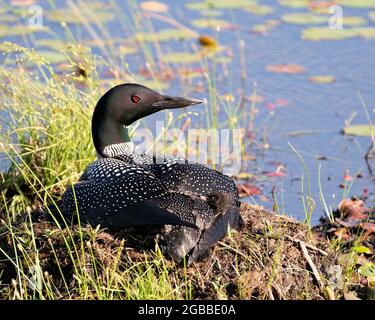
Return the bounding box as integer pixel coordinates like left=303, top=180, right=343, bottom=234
left=285, top=235, right=328, bottom=256
left=299, top=241, right=324, bottom=292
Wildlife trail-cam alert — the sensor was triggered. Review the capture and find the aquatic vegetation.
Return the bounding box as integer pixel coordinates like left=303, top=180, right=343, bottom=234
left=310, top=76, right=336, bottom=84
left=139, top=1, right=170, bottom=13
left=186, top=0, right=260, bottom=10
left=134, top=28, right=197, bottom=42
left=302, top=27, right=375, bottom=40
left=191, top=18, right=232, bottom=30
left=342, top=124, right=375, bottom=137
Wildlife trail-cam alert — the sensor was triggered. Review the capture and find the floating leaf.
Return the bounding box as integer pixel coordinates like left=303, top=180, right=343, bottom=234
left=213, top=56, right=232, bottom=63
left=198, top=35, right=217, bottom=47
left=251, top=19, right=280, bottom=34
left=191, top=18, right=232, bottom=30
left=11, top=0, right=36, bottom=5
left=282, top=13, right=328, bottom=25
left=139, top=1, right=169, bottom=13
left=35, top=39, right=72, bottom=51
left=343, top=16, right=368, bottom=26
left=187, top=0, right=258, bottom=10
left=47, top=8, right=114, bottom=24
left=343, top=124, right=375, bottom=137
left=266, top=64, right=306, bottom=74
left=0, top=25, right=47, bottom=38
left=310, top=75, right=336, bottom=84
left=134, top=28, right=197, bottom=42
left=303, top=27, right=375, bottom=40
left=28, top=50, right=67, bottom=64
left=0, top=14, right=19, bottom=23
left=278, top=0, right=310, bottom=8
left=242, top=4, right=274, bottom=16
left=118, top=45, right=138, bottom=56
left=336, top=0, right=375, bottom=8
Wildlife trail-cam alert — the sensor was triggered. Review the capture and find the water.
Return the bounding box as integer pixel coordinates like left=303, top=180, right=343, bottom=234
left=1, top=0, right=374, bottom=224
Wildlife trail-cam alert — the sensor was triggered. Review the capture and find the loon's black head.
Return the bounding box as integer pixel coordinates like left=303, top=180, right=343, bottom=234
left=92, top=83, right=202, bottom=157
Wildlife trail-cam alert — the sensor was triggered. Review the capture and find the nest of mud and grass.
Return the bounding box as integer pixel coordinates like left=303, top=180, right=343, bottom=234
left=0, top=203, right=366, bottom=300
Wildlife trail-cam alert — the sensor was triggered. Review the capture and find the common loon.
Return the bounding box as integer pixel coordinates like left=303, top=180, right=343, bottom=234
left=60, top=83, right=243, bottom=264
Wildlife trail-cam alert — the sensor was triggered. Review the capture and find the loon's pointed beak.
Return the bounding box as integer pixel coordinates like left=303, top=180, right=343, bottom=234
left=152, top=95, right=202, bottom=109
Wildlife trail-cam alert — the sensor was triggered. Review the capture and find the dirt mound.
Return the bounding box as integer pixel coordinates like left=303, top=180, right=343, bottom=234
left=0, top=203, right=346, bottom=299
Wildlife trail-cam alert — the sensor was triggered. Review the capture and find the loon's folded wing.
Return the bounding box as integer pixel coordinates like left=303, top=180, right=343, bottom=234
left=61, top=158, right=196, bottom=228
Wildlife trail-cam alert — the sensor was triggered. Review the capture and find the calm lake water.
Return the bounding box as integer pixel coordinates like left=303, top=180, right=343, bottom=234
left=1, top=0, right=375, bottom=224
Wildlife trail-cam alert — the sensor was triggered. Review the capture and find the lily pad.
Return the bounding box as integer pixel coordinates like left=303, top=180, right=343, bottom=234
left=191, top=18, right=231, bottom=30
left=47, top=8, right=114, bottom=24
left=336, top=0, right=375, bottom=8
left=187, top=0, right=258, bottom=10
left=343, top=124, right=375, bottom=137
left=35, top=39, right=72, bottom=51
left=0, top=25, right=47, bottom=38
left=343, top=16, right=368, bottom=26
left=0, top=14, right=19, bottom=23
left=252, top=20, right=280, bottom=34
left=242, top=4, right=274, bottom=16
left=310, top=75, right=336, bottom=84
left=369, top=11, right=375, bottom=23
left=266, top=64, right=306, bottom=74
left=278, top=0, right=310, bottom=8
left=282, top=13, right=328, bottom=25
left=303, top=27, right=375, bottom=40
left=139, top=1, right=169, bottom=13
left=134, top=28, right=197, bottom=42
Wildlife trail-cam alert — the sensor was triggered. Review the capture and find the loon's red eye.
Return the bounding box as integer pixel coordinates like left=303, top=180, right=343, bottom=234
left=131, top=95, right=141, bottom=103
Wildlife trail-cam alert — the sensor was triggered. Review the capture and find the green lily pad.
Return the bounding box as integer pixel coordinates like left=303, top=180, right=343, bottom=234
left=282, top=13, right=328, bottom=25
left=47, top=8, right=114, bottom=24
left=303, top=27, right=375, bottom=41
left=242, top=4, right=274, bottom=16
left=336, top=0, right=375, bottom=8
left=0, top=25, right=47, bottom=38
left=118, top=45, right=138, bottom=55
left=213, top=56, right=233, bottom=63
left=343, top=16, right=368, bottom=26
left=35, top=39, right=72, bottom=51
left=187, top=0, right=258, bottom=10
left=278, top=0, right=310, bottom=8
left=34, top=50, right=67, bottom=64
left=343, top=124, right=375, bottom=137
left=310, top=75, right=336, bottom=84
left=134, top=28, right=197, bottom=42
left=191, top=18, right=231, bottom=29
left=252, top=19, right=280, bottom=33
